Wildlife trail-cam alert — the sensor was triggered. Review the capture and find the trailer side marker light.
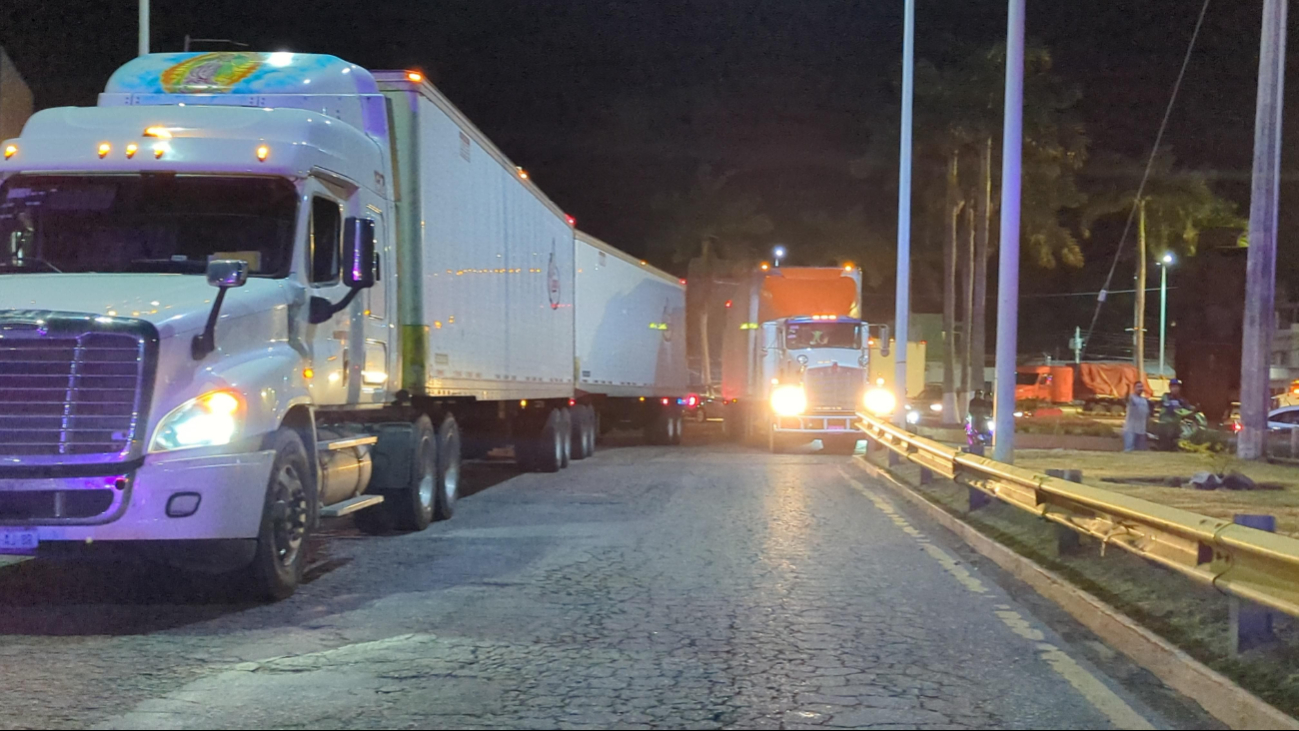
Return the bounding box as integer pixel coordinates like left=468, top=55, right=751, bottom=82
left=520, top=399, right=528, bottom=408
left=256, top=145, right=270, bottom=162
left=98, top=143, right=111, bottom=158
left=639, top=397, right=645, bottom=402
left=303, top=368, right=314, bottom=379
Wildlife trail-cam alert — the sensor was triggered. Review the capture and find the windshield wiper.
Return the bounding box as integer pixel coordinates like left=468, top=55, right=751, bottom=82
left=0, top=256, right=63, bottom=273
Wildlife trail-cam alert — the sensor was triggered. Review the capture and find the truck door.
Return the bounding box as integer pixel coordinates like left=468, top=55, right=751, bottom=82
left=304, top=190, right=350, bottom=405
left=356, top=207, right=393, bottom=403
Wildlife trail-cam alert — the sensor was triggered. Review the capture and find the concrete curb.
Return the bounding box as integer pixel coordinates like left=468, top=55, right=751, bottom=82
left=852, top=455, right=1299, bottom=731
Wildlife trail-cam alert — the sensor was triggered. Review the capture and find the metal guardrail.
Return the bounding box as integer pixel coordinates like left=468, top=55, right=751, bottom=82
left=858, top=413, right=1299, bottom=619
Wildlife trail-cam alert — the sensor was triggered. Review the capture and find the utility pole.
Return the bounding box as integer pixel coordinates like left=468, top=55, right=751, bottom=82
left=1134, top=198, right=1148, bottom=384
left=138, top=0, right=150, bottom=56
left=893, top=0, right=916, bottom=425
left=1239, top=0, right=1288, bottom=460
left=992, top=0, right=1025, bottom=463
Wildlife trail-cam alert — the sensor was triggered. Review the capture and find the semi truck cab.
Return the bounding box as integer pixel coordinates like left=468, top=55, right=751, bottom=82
left=763, top=315, right=870, bottom=453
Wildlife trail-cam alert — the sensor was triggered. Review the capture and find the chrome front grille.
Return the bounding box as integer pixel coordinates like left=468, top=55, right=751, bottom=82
left=805, top=364, right=863, bottom=410
left=0, top=314, right=155, bottom=463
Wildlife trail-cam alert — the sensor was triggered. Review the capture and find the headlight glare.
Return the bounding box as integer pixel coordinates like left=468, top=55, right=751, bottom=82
left=151, top=389, right=244, bottom=452
left=770, top=385, right=807, bottom=417
left=864, top=387, right=898, bottom=416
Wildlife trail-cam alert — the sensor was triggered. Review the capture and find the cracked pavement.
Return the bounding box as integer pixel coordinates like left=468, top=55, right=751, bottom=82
left=0, top=428, right=1218, bottom=729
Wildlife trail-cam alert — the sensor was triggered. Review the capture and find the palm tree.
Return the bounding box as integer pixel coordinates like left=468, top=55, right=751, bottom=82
left=1081, top=151, right=1245, bottom=381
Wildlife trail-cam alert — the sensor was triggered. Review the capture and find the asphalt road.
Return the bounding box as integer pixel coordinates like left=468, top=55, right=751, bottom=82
left=0, top=426, right=1219, bottom=730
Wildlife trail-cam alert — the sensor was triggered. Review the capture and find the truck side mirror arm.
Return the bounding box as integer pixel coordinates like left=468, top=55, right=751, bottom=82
left=192, top=259, right=249, bottom=360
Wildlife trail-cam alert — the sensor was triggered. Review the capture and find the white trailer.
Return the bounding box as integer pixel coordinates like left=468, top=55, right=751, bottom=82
left=375, top=71, right=580, bottom=470
left=574, top=231, right=687, bottom=444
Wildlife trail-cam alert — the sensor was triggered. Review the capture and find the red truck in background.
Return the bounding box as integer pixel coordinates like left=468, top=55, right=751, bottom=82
left=1015, top=362, right=1150, bottom=413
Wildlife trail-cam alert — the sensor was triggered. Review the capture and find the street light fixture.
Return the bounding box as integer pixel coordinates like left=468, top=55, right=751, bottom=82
left=773, top=245, right=786, bottom=268
left=1158, top=253, right=1175, bottom=377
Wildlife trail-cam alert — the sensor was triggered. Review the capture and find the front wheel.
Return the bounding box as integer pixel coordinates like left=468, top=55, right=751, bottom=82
left=245, top=428, right=315, bottom=601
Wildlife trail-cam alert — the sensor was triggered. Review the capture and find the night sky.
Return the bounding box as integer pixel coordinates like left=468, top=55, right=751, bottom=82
left=2, top=0, right=1295, bottom=355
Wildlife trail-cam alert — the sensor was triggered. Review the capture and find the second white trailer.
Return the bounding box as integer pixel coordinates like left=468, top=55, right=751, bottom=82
left=574, top=231, right=687, bottom=445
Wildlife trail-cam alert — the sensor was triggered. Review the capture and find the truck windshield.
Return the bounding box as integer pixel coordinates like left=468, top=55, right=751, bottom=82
left=0, top=175, right=297, bottom=276
left=785, top=322, right=860, bottom=349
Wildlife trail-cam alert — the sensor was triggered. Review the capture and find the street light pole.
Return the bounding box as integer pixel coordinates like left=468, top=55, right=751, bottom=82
left=138, top=0, right=150, bottom=56
left=1239, top=0, right=1287, bottom=460
left=992, top=0, right=1026, bottom=463
left=892, top=0, right=915, bottom=426
left=1159, top=255, right=1171, bottom=378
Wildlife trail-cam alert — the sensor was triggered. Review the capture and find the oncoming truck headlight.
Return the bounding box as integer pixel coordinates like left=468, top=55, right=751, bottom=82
left=770, top=385, right=807, bottom=417
left=864, top=387, right=897, bottom=416
left=150, top=390, right=244, bottom=452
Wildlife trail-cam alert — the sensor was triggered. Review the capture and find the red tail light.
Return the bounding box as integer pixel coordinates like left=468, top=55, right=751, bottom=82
left=687, top=395, right=699, bottom=407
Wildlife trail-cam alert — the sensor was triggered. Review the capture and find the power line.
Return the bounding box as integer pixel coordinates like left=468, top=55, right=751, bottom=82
left=1079, top=0, right=1212, bottom=357
left=1023, top=286, right=1178, bottom=299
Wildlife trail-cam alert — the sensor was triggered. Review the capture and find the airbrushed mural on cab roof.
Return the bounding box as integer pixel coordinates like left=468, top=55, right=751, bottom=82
left=107, top=52, right=361, bottom=95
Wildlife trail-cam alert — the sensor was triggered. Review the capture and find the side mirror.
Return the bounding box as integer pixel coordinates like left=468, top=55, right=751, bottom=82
left=342, top=217, right=377, bottom=289
left=878, top=325, right=891, bottom=357
left=193, top=260, right=249, bottom=359
left=205, top=259, right=248, bottom=289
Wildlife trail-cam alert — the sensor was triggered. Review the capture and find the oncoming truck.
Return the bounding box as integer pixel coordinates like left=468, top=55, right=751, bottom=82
left=0, top=52, right=683, bottom=599
left=721, top=266, right=875, bottom=453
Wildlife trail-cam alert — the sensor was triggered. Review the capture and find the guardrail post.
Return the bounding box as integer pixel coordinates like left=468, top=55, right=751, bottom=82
left=919, top=466, right=933, bottom=484
left=1047, top=469, right=1087, bottom=556
left=1231, top=514, right=1278, bottom=655
left=888, top=449, right=901, bottom=467
left=1291, top=426, right=1299, bottom=459
left=967, top=486, right=991, bottom=512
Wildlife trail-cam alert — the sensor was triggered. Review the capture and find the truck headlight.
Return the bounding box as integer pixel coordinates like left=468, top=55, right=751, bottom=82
left=770, top=385, right=807, bottom=417
left=150, top=390, right=244, bottom=452
left=864, top=387, right=897, bottom=416
left=906, top=409, right=921, bottom=424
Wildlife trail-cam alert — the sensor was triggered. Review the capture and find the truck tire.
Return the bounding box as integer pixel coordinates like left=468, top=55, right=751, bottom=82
left=434, top=414, right=461, bottom=521
left=559, top=408, right=572, bottom=468
left=668, top=408, right=684, bottom=446
left=245, top=427, right=315, bottom=601
left=571, top=405, right=595, bottom=460
left=517, top=408, right=564, bottom=473
left=357, top=417, right=437, bottom=534
left=644, top=408, right=669, bottom=445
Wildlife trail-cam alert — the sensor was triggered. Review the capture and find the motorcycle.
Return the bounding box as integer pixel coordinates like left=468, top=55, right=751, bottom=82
left=965, top=413, right=993, bottom=455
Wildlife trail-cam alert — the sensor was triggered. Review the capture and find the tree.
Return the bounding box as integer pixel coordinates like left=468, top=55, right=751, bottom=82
left=1081, top=150, right=1246, bottom=380
left=910, top=43, right=1089, bottom=419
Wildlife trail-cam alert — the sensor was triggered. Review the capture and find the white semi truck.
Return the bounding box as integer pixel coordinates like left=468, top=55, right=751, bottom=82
left=720, top=266, right=882, bottom=453
left=0, top=52, right=683, bottom=599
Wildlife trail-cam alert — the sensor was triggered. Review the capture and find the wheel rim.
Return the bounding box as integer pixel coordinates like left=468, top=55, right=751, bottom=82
left=270, top=463, right=308, bottom=567
left=418, top=443, right=436, bottom=518
left=443, top=450, right=460, bottom=504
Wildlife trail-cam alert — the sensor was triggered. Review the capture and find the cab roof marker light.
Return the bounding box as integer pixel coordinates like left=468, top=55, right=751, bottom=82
left=125, top=143, right=139, bottom=158
left=3, top=144, right=14, bottom=160
left=153, top=143, right=167, bottom=159
left=97, top=142, right=111, bottom=158
left=256, top=145, right=270, bottom=162
left=143, top=126, right=172, bottom=139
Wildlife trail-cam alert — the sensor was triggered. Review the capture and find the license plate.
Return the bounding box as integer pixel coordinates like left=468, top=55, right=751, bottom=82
left=0, top=530, right=38, bottom=554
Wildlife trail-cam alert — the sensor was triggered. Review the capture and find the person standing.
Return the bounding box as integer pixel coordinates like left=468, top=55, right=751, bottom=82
left=1157, top=379, right=1190, bottom=451
left=1123, top=381, right=1150, bottom=451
